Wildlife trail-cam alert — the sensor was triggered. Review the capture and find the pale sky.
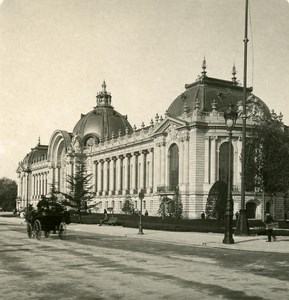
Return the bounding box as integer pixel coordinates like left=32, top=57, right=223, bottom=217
left=1, top=0, right=289, bottom=181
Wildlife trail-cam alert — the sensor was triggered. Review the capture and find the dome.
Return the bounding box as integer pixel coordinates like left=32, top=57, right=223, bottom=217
left=73, top=81, right=133, bottom=145
left=18, top=139, right=48, bottom=172
left=167, top=76, right=254, bottom=118
left=167, top=60, right=258, bottom=118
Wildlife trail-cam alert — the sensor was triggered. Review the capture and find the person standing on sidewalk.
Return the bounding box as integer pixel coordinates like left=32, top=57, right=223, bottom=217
left=264, top=212, right=277, bottom=242
left=99, top=209, right=109, bottom=226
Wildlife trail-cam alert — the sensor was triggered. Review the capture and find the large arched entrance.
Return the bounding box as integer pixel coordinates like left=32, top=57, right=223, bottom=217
left=169, top=144, right=179, bottom=191
left=219, top=142, right=234, bottom=186
left=206, top=181, right=228, bottom=220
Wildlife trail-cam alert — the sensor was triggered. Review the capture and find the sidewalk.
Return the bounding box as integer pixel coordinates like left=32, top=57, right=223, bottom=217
left=2, top=215, right=289, bottom=253
left=68, top=223, right=289, bottom=253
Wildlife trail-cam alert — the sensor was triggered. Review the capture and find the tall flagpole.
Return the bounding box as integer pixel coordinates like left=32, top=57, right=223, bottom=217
left=235, top=0, right=250, bottom=235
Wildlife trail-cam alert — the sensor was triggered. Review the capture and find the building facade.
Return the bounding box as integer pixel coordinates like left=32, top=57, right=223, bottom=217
left=17, top=61, right=285, bottom=220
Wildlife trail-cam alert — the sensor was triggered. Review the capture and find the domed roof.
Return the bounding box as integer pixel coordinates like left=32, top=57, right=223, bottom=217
left=167, top=60, right=256, bottom=118
left=73, top=81, right=133, bottom=143
left=17, top=139, right=48, bottom=172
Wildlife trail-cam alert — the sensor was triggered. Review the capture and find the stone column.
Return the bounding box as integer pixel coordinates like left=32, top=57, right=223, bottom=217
left=161, top=142, right=166, bottom=186
left=184, top=135, right=190, bottom=187
left=17, top=173, right=21, bottom=201
left=147, top=148, right=154, bottom=193
left=109, top=158, right=115, bottom=195
left=97, top=159, right=103, bottom=195
left=153, top=143, right=161, bottom=191
left=140, top=150, right=147, bottom=191
left=103, top=159, right=109, bottom=195
left=55, top=166, right=61, bottom=192
left=34, top=174, right=37, bottom=198
left=179, top=140, right=184, bottom=186
left=39, top=173, right=41, bottom=197
left=210, top=136, right=217, bottom=183
left=203, top=137, right=209, bottom=183
left=42, top=173, right=45, bottom=196
left=93, top=161, right=98, bottom=194
left=38, top=173, right=41, bottom=197
left=45, top=172, right=48, bottom=195
left=122, top=155, right=129, bottom=195
left=130, top=153, right=137, bottom=194
left=116, top=156, right=123, bottom=194
left=52, top=167, right=56, bottom=187
left=32, top=174, right=35, bottom=199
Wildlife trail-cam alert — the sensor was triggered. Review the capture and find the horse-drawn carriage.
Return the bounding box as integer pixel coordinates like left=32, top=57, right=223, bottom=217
left=25, top=198, right=70, bottom=240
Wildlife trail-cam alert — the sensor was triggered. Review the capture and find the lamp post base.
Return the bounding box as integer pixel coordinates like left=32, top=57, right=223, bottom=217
left=223, top=236, right=234, bottom=244
left=138, top=224, right=144, bottom=235
left=234, top=209, right=250, bottom=236
left=223, top=211, right=234, bottom=244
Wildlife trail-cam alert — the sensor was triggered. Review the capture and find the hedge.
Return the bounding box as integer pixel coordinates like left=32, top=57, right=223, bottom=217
left=69, top=213, right=289, bottom=235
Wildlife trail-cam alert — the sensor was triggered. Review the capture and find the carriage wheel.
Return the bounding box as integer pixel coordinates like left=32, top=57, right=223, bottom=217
left=58, top=222, right=66, bottom=239
left=33, top=219, right=42, bottom=240
left=44, top=231, right=50, bottom=238
left=27, top=222, right=33, bottom=238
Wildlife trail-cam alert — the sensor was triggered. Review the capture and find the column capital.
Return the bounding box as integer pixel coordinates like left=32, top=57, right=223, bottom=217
left=210, top=135, right=218, bottom=141
left=48, top=162, right=55, bottom=168
left=156, top=142, right=166, bottom=147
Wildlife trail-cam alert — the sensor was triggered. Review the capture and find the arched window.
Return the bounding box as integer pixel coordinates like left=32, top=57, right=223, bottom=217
left=169, top=144, right=179, bottom=191
left=84, top=136, right=99, bottom=147
left=219, top=142, right=234, bottom=186
left=246, top=202, right=257, bottom=219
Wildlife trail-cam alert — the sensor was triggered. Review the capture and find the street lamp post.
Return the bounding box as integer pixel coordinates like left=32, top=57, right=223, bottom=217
left=223, top=105, right=238, bottom=244
left=138, top=190, right=145, bottom=235
left=235, top=0, right=250, bottom=236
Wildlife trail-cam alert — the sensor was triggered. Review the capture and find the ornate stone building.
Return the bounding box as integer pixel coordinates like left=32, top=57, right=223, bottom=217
left=17, top=61, right=281, bottom=219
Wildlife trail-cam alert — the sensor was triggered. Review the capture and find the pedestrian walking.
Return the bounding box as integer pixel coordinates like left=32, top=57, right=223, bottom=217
left=264, top=212, right=277, bottom=242
left=99, top=209, right=109, bottom=226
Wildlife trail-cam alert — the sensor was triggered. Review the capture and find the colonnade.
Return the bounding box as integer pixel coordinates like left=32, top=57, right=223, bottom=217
left=32, top=172, right=48, bottom=199
left=93, top=149, right=154, bottom=196
left=47, top=163, right=64, bottom=192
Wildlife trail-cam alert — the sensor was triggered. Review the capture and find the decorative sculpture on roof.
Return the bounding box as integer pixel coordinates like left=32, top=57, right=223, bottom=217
left=167, top=124, right=178, bottom=142
left=246, top=95, right=264, bottom=120
left=71, top=134, right=82, bottom=154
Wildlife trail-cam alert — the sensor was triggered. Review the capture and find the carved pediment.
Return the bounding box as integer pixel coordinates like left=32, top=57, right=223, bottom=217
left=153, top=116, right=187, bottom=136
left=16, top=162, right=25, bottom=173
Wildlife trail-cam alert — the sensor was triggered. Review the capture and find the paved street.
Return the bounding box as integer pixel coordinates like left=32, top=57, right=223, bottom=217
left=1, top=216, right=289, bottom=299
